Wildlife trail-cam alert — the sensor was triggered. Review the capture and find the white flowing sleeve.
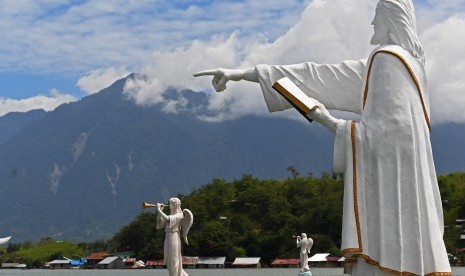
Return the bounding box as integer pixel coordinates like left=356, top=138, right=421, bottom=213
left=156, top=213, right=166, bottom=230
left=333, top=120, right=351, bottom=173
left=256, top=60, right=366, bottom=114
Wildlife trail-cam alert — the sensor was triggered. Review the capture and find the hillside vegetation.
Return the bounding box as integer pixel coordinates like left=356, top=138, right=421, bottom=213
left=110, top=172, right=465, bottom=265
left=3, top=172, right=465, bottom=267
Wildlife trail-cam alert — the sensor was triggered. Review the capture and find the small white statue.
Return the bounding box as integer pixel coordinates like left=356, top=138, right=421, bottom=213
left=296, top=233, right=313, bottom=274
left=156, top=197, right=193, bottom=276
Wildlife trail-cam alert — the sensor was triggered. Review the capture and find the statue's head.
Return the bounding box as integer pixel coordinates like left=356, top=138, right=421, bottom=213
left=301, top=233, right=307, bottom=239
left=169, top=197, right=182, bottom=214
left=371, top=0, right=424, bottom=64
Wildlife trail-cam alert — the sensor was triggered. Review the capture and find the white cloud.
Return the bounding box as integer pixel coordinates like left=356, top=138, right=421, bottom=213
left=0, top=0, right=308, bottom=75
left=124, top=0, right=375, bottom=121
left=77, top=67, right=129, bottom=94
left=0, top=89, right=76, bottom=117
left=124, top=33, right=241, bottom=106
left=124, top=0, right=465, bottom=125
left=422, top=14, right=465, bottom=124
left=1, top=0, right=464, bottom=124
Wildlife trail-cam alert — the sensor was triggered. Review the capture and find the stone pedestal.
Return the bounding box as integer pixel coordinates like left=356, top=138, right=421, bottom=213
left=298, top=271, right=312, bottom=276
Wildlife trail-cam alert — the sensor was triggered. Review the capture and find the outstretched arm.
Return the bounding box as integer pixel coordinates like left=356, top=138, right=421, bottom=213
left=193, top=67, right=258, bottom=92
left=256, top=60, right=366, bottom=113
left=194, top=60, right=366, bottom=114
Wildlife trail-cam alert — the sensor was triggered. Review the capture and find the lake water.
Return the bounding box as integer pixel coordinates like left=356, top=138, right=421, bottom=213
left=0, top=268, right=464, bottom=276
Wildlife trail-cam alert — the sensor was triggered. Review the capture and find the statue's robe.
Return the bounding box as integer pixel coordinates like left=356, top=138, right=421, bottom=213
left=157, top=212, right=188, bottom=276
left=256, top=44, right=451, bottom=276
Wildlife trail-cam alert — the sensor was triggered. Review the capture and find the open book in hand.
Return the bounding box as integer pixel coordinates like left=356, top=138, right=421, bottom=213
left=272, top=77, right=319, bottom=123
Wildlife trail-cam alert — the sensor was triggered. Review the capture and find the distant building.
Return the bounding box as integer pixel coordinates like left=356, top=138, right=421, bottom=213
left=197, top=257, right=226, bottom=268
left=182, top=256, right=198, bottom=269
left=146, top=260, right=165, bottom=269
left=270, top=259, right=300, bottom=268
left=2, top=263, right=26, bottom=269
left=231, top=257, right=261, bottom=268
left=309, top=253, right=343, bottom=268
left=48, top=258, right=71, bottom=269
left=86, top=252, right=108, bottom=267
left=98, top=257, right=123, bottom=269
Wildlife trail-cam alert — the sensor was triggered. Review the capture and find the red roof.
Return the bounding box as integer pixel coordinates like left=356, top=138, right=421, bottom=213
left=182, top=256, right=198, bottom=265
left=86, top=252, right=108, bottom=260
left=271, top=259, right=300, bottom=265
left=146, top=260, right=164, bottom=266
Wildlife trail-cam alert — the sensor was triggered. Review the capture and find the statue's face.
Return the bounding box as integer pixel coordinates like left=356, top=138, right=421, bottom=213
left=370, top=4, right=390, bottom=45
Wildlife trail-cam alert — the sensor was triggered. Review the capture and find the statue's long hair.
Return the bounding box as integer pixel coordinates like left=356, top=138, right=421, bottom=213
left=379, top=0, right=425, bottom=64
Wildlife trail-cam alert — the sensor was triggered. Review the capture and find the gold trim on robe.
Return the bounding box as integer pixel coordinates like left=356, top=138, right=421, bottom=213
left=362, top=49, right=431, bottom=131
left=342, top=49, right=450, bottom=276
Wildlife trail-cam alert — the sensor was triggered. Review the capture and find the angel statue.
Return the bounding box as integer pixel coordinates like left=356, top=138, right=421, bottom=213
left=156, top=197, right=193, bottom=276
left=296, top=233, right=313, bottom=274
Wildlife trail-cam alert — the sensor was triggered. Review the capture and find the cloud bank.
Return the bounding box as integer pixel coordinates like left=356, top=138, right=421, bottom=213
left=1, top=0, right=464, bottom=124
left=77, top=67, right=129, bottom=95
left=0, top=89, right=76, bottom=117
left=123, top=0, right=465, bottom=125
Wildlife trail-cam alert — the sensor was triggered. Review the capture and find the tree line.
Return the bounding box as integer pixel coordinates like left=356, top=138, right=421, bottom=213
left=2, top=172, right=465, bottom=267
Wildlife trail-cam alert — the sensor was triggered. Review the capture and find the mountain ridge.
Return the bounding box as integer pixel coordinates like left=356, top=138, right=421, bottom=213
left=0, top=75, right=333, bottom=241
left=0, top=75, right=463, bottom=241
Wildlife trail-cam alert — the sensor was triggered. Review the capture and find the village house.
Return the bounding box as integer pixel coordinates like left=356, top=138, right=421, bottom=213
left=98, top=256, right=123, bottom=269
left=231, top=257, right=261, bottom=268
left=85, top=252, right=108, bottom=267
left=197, top=256, right=226, bottom=268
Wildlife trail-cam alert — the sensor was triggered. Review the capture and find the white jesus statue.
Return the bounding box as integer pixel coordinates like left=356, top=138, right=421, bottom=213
left=194, top=0, right=452, bottom=275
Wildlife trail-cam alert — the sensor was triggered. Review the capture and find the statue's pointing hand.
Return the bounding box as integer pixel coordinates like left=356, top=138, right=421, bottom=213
left=193, top=68, right=244, bottom=92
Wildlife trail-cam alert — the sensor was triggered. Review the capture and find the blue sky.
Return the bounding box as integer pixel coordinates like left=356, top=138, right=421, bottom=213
left=0, top=0, right=310, bottom=100
left=0, top=0, right=465, bottom=124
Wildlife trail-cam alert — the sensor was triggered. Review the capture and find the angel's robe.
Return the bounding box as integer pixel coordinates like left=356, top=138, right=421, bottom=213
left=157, top=212, right=188, bottom=276
left=297, top=237, right=313, bottom=271
left=256, top=44, right=451, bottom=276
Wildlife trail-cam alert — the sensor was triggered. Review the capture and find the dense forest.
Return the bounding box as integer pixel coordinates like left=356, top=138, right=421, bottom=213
left=3, top=172, right=465, bottom=267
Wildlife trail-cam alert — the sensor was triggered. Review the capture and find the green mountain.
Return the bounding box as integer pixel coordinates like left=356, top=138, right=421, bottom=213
left=1, top=74, right=463, bottom=242
left=0, top=75, right=334, bottom=241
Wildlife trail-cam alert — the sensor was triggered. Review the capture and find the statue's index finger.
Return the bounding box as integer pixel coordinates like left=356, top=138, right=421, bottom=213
left=193, top=69, right=218, bottom=77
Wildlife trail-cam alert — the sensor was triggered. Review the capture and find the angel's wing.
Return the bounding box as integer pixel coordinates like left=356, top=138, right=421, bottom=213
left=307, top=238, right=313, bottom=254
left=180, top=209, right=193, bottom=245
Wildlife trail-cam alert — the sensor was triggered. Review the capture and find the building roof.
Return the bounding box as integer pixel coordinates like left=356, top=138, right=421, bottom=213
left=146, top=260, right=164, bottom=266
left=232, top=257, right=261, bottom=265
left=182, top=256, right=198, bottom=265
left=86, top=252, right=108, bottom=260
left=98, top=256, right=121, bottom=265
left=271, top=259, right=300, bottom=265
left=123, top=258, right=137, bottom=263
left=308, top=253, right=339, bottom=262
left=49, top=259, right=70, bottom=265
left=197, top=256, right=226, bottom=265
left=2, top=263, right=20, bottom=268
